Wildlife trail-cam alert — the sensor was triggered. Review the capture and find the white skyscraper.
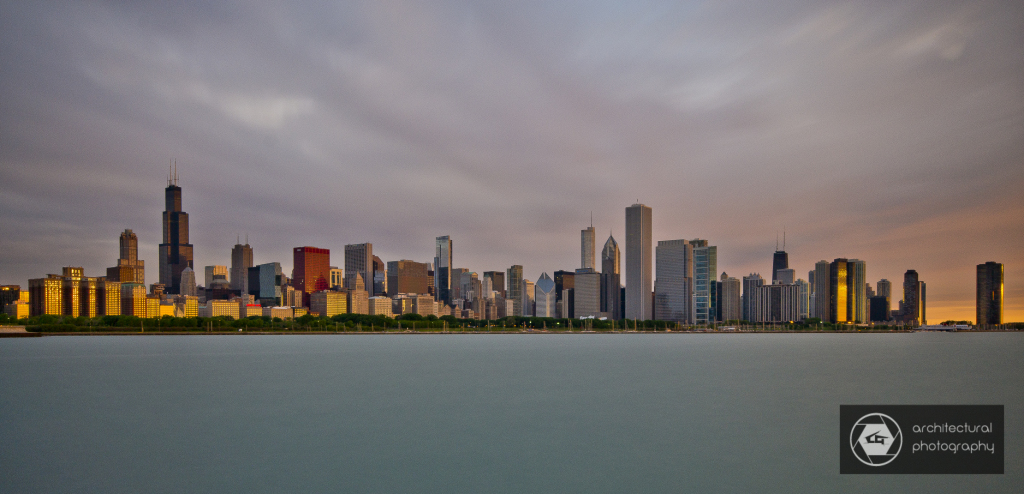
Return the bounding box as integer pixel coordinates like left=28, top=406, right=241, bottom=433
left=625, top=203, right=653, bottom=320
left=581, top=225, right=596, bottom=270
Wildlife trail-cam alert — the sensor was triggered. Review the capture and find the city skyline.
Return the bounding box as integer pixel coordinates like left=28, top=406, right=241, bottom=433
left=1, top=1, right=1022, bottom=322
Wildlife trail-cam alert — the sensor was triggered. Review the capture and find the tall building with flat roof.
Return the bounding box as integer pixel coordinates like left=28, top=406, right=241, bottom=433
left=742, top=273, right=764, bottom=322
left=434, top=236, right=452, bottom=304
left=691, top=239, right=717, bottom=324
left=654, top=239, right=693, bottom=323
left=521, top=279, right=535, bottom=317
left=812, top=261, right=830, bottom=320
left=625, top=203, right=653, bottom=320
left=293, top=247, right=330, bottom=307
left=344, top=243, right=372, bottom=292
left=483, top=271, right=505, bottom=298
left=977, top=262, right=1003, bottom=326
left=581, top=226, right=596, bottom=270
left=900, top=269, right=925, bottom=326
left=772, top=250, right=789, bottom=284
left=248, top=262, right=284, bottom=307
left=387, top=260, right=431, bottom=295
left=230, top=240, right=253, bottom=293
left=158, top=168, right=194, bottom=294
left=720, top=273, right=741, bottom=322
left=829, top=259, right=851, bottom=324
left=507, top=265, right=523, bottom=316
left=574, top=268, right=602, bottom=318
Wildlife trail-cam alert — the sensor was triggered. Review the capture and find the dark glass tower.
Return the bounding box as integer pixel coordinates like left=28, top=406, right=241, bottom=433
left=772, top=250, right=789, bottom=283
left=158, top=168, right=194, bottom=294
left=976, top=262, right=1003, bottom=326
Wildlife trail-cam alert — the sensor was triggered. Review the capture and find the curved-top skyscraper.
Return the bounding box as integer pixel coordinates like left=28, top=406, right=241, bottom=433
left=158, top=166, right=194, bottom=294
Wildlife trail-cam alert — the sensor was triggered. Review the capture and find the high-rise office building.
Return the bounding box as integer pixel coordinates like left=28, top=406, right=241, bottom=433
left=554, top=270, right=575, bottom=318
left=876, top=279, right=892, bottom=307
left=574, top=268, right=602, bottom=318
left=483, top=271, right=506, bottom=298
left=535, top=273, right=557, bottom=318
left=775, top=269, right=795, bottom=285
left=829, top=259, right=852, bottom=324
left=772, top=247, right=789, bottom=284
left=434, top=236, right=452, bottom=304
left=344, top=243, right=372, bottom=291
left=158, top=168, right=194, bottom=294
left=812, top=261, right=830, bottom=320
left=720, top=273, right=741, bottom=322
left=107, top=229, right=146, bottom=284
left=387, top=260, right=431, bottom=295
left=691, top=239, right=717, bottom=324
left=901, top=269, right=924, bottom=325
left=372, top=255, right=386, bottom=296
left=601, top=235, right=621, bottom=320
left=748, top=283, right=801, bottom=323
left=205, top=265, right=228, bottom=288
left=248, top=262, right=284, bottom=307
left=293, top=246, right=330, bottom=307
left=450, top=268, right=468, bottom=301
left=521, top=279, right=535, bottom=317
left=230, top=240, right=254, bottom=293
left=654, top=239, right=693, bottom=323
left=507, top=265, right=523, bottom=316
left=742, top=273, right=764, bottom=322
left=977, top=262, right=1003, bottom=326
left=581, top=225, right=596, bottom=270
left=848, top=259, right=867, bottom=323
left=796, top=279, right=809, bottom=320
left=625, top=203, right=653, bottom=320
left=179, top=267, right=197, bottom=297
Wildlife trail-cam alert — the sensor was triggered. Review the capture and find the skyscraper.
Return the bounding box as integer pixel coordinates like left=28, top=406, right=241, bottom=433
left=625, top=203, right=653, bottom=320
left=344, top=243, right=372, bottom=291
left=158, top=168, right=194, bottom=294
left=977, top=262, right=1003, bottom=326
left=720, top=273, right=741, bottom=322
left=742, top=273, right=764, bottom=322
left=691, top=239, right=717, bottom=324
left=535, top=273, right=556, bottom=317
left=107, top=229, right=145, bottom=284
left=848, top=260, right=867, bottom=323
left=179, top=267, right=197, bottom=297
left=507, top=265, right=523, bottom=316
left=654, top=239, right=693, bottom=323
left=581, top=225, right=596, bottom=270
left=601, top=235, right=621, bottom=320
left=434, top=236, right=452, bottom=303
left=812, top=261, right=830, bottom=320
left=901, top=269, right=922, bottom=325
left=387, top=260, right=431, bottom=296
left=772, top=246, right=789, bottom=284
left=876, top=279, right=892, bottom=305
left=293, top=246, right=330, bottom=307
left=230, top=239, right=253, bottom=294
left=521, top=279, right=535, bottom=317
left=574, top=268, right=601, bottom=318
left=829, top=259, right=851, bottom=324
left=483, top=271, right=505, bottom=298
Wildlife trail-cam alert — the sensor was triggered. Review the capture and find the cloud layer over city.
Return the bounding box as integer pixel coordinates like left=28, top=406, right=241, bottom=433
left=2, top=0, right=1022, bottom=321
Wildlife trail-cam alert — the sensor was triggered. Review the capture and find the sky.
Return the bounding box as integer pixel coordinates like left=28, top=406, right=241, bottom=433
left=1, top=0, right=1022, bottom=322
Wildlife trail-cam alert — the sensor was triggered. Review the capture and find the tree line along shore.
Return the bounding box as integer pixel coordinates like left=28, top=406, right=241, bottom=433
left=3, top=312, right=1020, bottom=334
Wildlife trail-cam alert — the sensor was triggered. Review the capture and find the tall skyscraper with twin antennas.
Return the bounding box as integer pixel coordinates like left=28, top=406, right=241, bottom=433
left=158, top=163, right=194, bottom=294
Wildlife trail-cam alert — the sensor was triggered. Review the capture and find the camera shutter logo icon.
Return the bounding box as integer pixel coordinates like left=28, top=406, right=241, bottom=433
left=850, top=413, right=902, bottom=466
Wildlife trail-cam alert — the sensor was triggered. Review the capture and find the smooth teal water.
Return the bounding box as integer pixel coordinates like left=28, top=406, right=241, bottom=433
left=1, top=333, right=1021, bottom=493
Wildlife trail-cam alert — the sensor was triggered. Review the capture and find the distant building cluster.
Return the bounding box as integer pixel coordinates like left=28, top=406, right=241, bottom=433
left=0, top=173, right=1008, bottom=327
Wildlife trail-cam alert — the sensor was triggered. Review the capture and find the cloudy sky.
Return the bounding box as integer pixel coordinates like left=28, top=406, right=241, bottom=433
left=2, top=0, right=1021, bottom=322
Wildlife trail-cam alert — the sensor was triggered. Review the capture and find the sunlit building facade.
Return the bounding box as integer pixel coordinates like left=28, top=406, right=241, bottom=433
left=158, top=172, right=194, bottom=294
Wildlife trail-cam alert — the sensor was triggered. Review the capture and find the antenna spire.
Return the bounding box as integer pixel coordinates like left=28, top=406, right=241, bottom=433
left=783, top=227, right=786, bottom=251
left=776, top=233, right=779, bottom=251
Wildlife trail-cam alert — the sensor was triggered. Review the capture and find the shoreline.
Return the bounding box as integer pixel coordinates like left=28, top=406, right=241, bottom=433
left=14, top=329, right=1021, bottom=336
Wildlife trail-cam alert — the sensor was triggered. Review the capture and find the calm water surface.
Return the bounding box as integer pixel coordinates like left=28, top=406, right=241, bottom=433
left=1, top=333, right=1021, bottom=493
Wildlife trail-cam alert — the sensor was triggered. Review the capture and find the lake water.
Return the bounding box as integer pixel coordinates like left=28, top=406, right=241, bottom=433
left=1, top=333, right=1021, bottom=492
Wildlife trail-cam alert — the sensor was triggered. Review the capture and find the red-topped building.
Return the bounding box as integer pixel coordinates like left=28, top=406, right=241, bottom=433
left=293, top=246, right=330, bottom=307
